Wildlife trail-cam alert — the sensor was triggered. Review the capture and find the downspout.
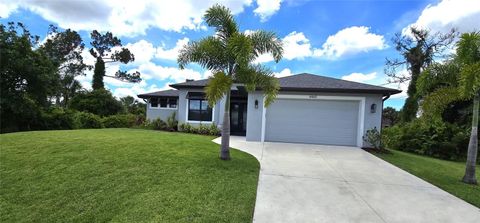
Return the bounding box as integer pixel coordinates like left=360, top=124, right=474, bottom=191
left=380, top=94, right=390, bottom=130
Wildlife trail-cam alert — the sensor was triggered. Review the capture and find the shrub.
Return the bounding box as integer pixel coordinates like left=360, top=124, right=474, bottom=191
left=363, top=127, right=383, bottom=149
left=208, top=124, right=221, bottom=136
left=178, top=123, right=220, bottom=136
left=74, top=112, right=103, bottom=129
left=165, top=112, right=178, bottom=131
left=382, top=119, right=469, bottom=160
left=69, top=89, right=124, bottom=116
left=40, top=108, right=77, bottom=130
left=102, top=114, right=136, bottom=128
left=149, top=118, right=167, bottom=130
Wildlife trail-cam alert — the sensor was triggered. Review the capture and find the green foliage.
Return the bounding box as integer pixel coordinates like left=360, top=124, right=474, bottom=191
left=147, top=118, right=167, bottom=130
left=119, top=96, right=146, bottom=115
left=382, top=119, right=469, bottom=160
left=40, top=108, right=77, bottom=130
left=178, top=123, right=220, bottom=136
left=178, top=4, right=282, bottom=108
left=89, top=30, right=140, bottom=88
left=92, top=57, right=105, bottom=90
left=102, top=114, right=137, bottom=128
left=69, top=89, right=124, bottom=116
left=385, top=27, right=457, bottom=122
left=74, top=112, right=103, bottom=129
left=0, top=22, right=59, bottom=132
left=165, top=112, right=178, bottom=131
left=382, top=107, right=400, bottom=126
left=363, top=127, right=383, bottom=149
left=205, top=71, right=232, bottom=106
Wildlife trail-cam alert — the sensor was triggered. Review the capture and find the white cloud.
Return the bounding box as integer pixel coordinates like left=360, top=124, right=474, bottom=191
left=133, top=62, right=203, bottom=83
left=256, top=27, right=387, bottom=63
left=112, top=80, right=173, bottom=99
left=340, top=70, right=407, bottom=99
left=255, top=31, right=313, bottom=63
left=403, top=0, right=480, bottom=35
left=254, top=0, right=282, bottom=21
left=313, top=26, right=387, bottom=59
left=155, top=38, right=190, bottom=60
left=0, top=0, right=256, bottom=36
left=273, top=68, right=293, bottom=78
left=282, top=32, right=313, bottom=60
left=123, top=40, right=156, bottom=65
left=341, top=72, right=377, bottom=83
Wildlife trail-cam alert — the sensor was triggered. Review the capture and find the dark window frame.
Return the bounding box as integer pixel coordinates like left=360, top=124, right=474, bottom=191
left=188, top=99, right=213, bottom=122
left=150, top=97, right=178, bottom=109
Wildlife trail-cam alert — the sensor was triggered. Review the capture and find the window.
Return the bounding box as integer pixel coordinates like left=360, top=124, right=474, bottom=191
left=188, top=99, right=212, bottom=122
left=168, top=99, right=177, bottom=108
left=150, top=98, right=158, bottom=107
left=150, top=98, right=177, bottom=109
left=159, top=98, right=168, bottom=108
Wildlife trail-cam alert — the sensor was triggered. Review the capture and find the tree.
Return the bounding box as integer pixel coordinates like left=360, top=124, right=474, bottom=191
left=382, top=107, right=400, bottom=127
left=178, top=4, right=283, bottom=160
left=40, top=25, right=90, bottom=107
left=0, top=22, right=57, bottom=132
left=420, top=32, right=480, bottom=184
left=120, top=96, right=145, bottom=115
left=385, top=27, right=457, bottom=122
left=69, top=89, right=124, bottom=116
left=89, top=30, right=141, bottom=90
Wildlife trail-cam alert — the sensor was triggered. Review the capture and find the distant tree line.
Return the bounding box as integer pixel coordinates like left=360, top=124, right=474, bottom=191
left=0, top=22, right=144, bottom=133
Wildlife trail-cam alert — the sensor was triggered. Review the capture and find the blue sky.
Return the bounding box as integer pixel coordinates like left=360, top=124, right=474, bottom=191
left=1, top=0, right=479, bottom=109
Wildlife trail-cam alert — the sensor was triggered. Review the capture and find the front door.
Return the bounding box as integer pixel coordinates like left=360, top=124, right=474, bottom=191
left=230, top=101, right=247, bottom=136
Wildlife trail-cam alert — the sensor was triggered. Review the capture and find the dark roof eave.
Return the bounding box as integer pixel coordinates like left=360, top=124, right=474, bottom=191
left=169, top=84, right=205, bottom=89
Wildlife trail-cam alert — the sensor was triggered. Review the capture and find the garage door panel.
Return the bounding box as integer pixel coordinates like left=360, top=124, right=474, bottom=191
left=265, top=99, right=359, bottom=146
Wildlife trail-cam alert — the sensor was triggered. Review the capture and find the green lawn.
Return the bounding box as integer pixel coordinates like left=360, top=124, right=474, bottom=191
left=376, top=149, right=480, bottom=208
left=0, top=129, right=260, bottom=222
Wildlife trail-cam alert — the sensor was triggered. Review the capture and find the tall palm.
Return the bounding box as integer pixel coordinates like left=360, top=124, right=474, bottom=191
left=178, top=4, right=283, bottom=160
left=421, top=32, right=480, bottom=184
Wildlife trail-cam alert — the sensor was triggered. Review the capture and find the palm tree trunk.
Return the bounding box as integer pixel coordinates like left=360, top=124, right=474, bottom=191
left=462, top=92, right=479, bottom=184
left=220, top=90, right=231, bottom=160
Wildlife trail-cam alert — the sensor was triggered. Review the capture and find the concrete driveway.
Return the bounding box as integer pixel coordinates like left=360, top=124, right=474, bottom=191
left=213, top=136, right=480, bottom=223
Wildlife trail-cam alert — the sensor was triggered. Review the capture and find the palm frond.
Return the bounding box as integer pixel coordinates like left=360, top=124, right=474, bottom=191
left=227, top=33, right=254, bottom=67
left=416, top=61, right=459, bottom=97
left=249, top=30, right=283, bottom=62
left=459, top=62, right=480, bottom=97
left=456, top=32, right=480, bottom=65
left=177, top=37, right=227, bottom=70
left=204, top=4, right=238, bottom=40
left=420, top=86, right=465, bottom=120
left=235, top=64, right=279, bottom=106
left=205, top=71, right=232, bottom=107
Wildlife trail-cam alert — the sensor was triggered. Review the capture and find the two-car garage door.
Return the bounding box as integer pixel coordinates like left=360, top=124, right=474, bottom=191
left=265, top=98, right=360, bottom=146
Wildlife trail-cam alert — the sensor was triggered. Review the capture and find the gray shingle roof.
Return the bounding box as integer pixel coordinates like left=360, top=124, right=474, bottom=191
left=277, top=73, right=401, bottom=94
left=137, top=89, right=179, bottom=98
left=170, top=79, right=209, bottom=88
left=140, top=73, right=401, bottom=97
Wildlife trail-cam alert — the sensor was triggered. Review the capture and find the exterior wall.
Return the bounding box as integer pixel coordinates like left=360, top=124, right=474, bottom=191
left=146, top=106, right=178, bottom=121
left=245, top=91, right=384, bottom=147
left=246, top=91, right=265, bottom=141
left=177, top=88, right=224, bottom=127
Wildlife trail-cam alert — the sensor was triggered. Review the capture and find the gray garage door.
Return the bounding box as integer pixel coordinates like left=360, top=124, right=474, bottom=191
left=265, top=99, right=359, bottom=146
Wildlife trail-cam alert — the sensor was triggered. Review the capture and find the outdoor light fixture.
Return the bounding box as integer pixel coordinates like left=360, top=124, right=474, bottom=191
left=371, top=103, right=377, bottom=113
left=255, top=99, right=259, bottom=109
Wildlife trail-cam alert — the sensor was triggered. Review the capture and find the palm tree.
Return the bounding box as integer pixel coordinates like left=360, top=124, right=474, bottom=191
left=421, top=32, right=480, bottom=184
left=178, top=4, right=283, bottom=160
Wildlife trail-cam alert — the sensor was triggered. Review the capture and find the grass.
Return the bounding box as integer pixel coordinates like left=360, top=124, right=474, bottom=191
left=375, top=149, right=480, bottom=208
left=0, top=129, right=260, bottom=222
